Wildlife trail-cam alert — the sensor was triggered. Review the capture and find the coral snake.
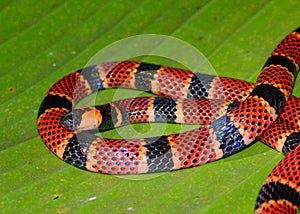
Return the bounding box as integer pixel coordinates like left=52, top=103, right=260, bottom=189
left=37, top=27, right=300, bottom=213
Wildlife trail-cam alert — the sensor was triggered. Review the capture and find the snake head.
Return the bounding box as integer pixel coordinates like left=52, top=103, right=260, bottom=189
left=61, top=106, right=102, bottom=131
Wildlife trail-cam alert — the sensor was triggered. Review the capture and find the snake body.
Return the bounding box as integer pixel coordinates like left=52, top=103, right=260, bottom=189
left=37, top=28, right=300, bottom=213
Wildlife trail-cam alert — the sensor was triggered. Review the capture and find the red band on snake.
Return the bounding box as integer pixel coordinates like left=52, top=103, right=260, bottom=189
left=37, top=28, right=300, bottom=213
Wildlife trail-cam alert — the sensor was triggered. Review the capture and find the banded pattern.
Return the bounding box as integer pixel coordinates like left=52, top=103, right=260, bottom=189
left=37, top=28, right=300, bottom=213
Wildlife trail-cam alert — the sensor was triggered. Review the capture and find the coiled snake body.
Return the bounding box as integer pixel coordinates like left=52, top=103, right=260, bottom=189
left=37, top=28, right=300, bottom=213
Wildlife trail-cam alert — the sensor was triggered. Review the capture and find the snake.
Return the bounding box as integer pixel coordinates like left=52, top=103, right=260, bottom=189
left=37, top=27, right=300, bottom=213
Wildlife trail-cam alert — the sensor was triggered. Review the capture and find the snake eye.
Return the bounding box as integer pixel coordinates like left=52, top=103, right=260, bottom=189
left=61, top=112, right=74, bottom=130
left=61, top=111, right=81, bottom=130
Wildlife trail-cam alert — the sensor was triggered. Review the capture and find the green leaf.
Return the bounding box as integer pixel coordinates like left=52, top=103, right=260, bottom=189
left=0, top=0, right=299, bottom=213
